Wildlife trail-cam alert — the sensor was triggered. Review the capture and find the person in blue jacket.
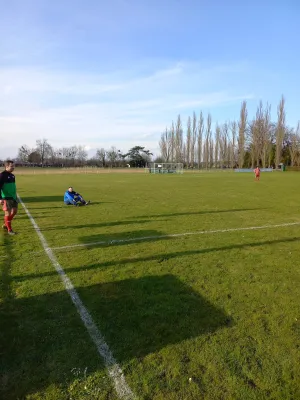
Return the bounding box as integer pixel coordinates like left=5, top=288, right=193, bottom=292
left=64, top=187, right=90, bottom=206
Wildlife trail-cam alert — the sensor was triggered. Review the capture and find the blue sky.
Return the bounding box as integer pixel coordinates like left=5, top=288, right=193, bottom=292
left=0, top=0, right=299, bottom=158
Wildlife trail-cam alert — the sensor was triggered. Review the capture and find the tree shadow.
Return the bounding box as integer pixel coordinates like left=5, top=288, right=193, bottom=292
left=15, top=236, right=300, bottom=283
left=0, top=274, right=229, bottom=398
left=0, top=281, right=103, bottom=399
left=77, top=274, right=230, bottom=361
left=16, top=215, right=50, bottom=220
left=0, top=232, right=16, bottom=396
left=41, top=220, right=169, bottom=232
left=20, top=196, right=64, bottom=203
left=20, top=203, right=112, bottom=212
left=77, top=229, right=171, bottom=248
left=129, top=208, right=262, bottom=219
left=20, top=196, right=110, bottom=206
left=0, top=232, right=15, bottom=304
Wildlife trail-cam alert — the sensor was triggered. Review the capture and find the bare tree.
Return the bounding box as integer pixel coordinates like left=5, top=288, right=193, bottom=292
left=186, top=116, right=191, bottom=167
left=268, top=124, right=276, bottom=168
left=69, top=146, right=79, bottom=166
left=204, top=114, right=212, bottom=169
left=214, top=124, right=221, bottom=168
left=275, top=95, right=286, bottom=168
left=175, top=115, right=183, bottom=162
left=61, top=147, right=71, bottom=166
left=249, top=101, right=265, bottom=168
left=209, top=136, right=214, bottom=168
left=261, top=103, right=272, bottom=168
left=77, top=145, right=88, bottom=166
left=36, top=139, right=52, bottom=166
left=183, top=143, right=187, bottom=166
left=238, top=101, right=247, bottom=168
left=170, top=122, right=175, bottom=162
left=289, top=122, right=300, bottom=167
left=230, top=121, right=237, bottom=168
left=17, top=145, right=32, bottom=163
left=248, top=120, right=258, bottom=168
left=197, top=111, right=204, bottom=168
left=96, top=148, right=107, bottom=167
left=107, top=146, right=118, bottom=167
left=219, top=123, right=229, bottom=167
left=191, top=112, right=197, bottom=168
left=159, top=128, right=173, bottom=162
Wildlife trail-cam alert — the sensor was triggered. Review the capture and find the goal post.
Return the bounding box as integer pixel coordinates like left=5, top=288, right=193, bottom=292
left=145, top=162, right=184, bottom=174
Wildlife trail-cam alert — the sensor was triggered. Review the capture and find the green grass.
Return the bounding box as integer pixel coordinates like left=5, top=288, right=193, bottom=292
left=1, top=171, right=300, bottom=399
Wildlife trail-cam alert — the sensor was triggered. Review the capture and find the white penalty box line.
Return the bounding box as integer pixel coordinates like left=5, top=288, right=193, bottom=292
left=50, top=221, right=300, bottom=252
left=18, top=196, right=136, bottom=400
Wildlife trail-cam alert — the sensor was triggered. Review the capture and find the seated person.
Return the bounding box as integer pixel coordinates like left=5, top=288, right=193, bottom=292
left=64, top=187, right=90, bottom=206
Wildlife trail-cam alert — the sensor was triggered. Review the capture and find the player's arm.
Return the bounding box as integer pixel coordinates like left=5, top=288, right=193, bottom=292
left=66, top=192, right=77, bottom=204
left=0, top=173, right=5, bottom=203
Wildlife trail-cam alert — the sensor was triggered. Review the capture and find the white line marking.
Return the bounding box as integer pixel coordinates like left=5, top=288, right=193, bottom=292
left=18, top=196, right=135, bottom=400
left=50, top=221, right=300, bottom=252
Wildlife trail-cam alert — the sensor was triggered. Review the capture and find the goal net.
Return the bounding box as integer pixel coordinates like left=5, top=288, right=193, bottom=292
left=146, top=163, right=184, bottom=174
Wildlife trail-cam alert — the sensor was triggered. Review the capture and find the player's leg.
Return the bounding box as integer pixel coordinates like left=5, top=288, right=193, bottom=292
left=2, top=201, right=8, bottom=230
left=6, top=207, right=18, bottom=234
left=3, top=200, right=17, bottom=235
left=9, top=205, right=18, bottom=222
left=76, top=194, right=89, bottom=205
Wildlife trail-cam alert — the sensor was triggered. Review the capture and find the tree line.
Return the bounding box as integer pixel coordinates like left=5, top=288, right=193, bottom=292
left=13, top=142, right=153, bottom=168
left=159, top=96, right=300, bottom=169
left=6, top=95, right=299, bottom=170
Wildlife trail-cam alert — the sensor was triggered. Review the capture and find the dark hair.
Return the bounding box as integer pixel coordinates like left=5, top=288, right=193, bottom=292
left=4, top=160, right=14, bottom=167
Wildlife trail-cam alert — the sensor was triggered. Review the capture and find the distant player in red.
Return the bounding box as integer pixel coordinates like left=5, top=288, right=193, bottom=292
left=254, top=166, right=260, bottom=181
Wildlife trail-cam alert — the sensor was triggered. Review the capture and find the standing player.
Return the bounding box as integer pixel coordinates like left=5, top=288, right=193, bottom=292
left=254, top=166, right=261, bottom=181
left=0, top=160, right=18, bottom=235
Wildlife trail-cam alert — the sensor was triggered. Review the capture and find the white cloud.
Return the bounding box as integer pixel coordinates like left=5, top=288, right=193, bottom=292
left=0, top=61, right=253, bottom=158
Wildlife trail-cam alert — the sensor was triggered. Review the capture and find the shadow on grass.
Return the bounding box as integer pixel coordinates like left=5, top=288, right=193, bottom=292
left=77, top=274, right=230, bottom=361
left=24, top=202, right=110, bottom=210
left=75, top=229, right=171, bottom=248
left=0, top=236, right=103, bottom=399
left=20, top=195, right=64, bottom=203
left=20, top=196, right=109, bottom=206
left=0, top=272, right=229, bottom=399
left=14, top=235, right=300, bottom=282
left=16, top=215, right=51, bottom=220
left=41, top=220, right=169, bottom=232
left=130, top=208, right=262, bottom=219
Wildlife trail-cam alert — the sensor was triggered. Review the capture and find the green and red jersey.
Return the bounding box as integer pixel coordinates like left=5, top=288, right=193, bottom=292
left=0, top=170, right=17, bottom=201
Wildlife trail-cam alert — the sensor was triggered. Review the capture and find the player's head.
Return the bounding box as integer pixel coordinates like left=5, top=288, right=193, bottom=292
left=68, top=187, right=73, bottom=192
left=4, top=160, right=14, bottom=172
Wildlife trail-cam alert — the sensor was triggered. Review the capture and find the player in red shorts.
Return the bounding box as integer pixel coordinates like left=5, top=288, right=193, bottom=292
left=254, top=166, right=260, bottom=181
left=0, top=160, right=18, bottom=235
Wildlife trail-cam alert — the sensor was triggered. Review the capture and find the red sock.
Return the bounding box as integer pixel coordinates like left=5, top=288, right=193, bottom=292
left=4, top=216, right=12, bottom=232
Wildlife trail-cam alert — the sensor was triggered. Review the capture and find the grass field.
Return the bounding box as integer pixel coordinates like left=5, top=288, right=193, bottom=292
left=1, top=170, right=300, bottom=399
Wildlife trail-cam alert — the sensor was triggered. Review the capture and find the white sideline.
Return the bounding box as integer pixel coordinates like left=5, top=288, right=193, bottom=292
left=50, top=221, right=300, bottom=252
left=18, top=196, right=135, bottom=400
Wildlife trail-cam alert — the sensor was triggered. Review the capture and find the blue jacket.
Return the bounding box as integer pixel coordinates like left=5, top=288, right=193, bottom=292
left=64, top=190, right=78, bottom=204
